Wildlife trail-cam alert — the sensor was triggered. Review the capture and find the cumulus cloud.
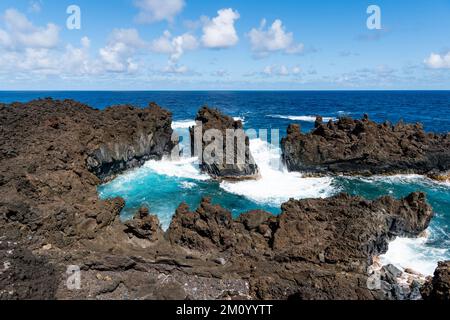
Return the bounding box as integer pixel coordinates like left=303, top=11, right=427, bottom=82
left=248, top=19, right=304, bottom=58
left=0, top=8, right=59, bottom=50
left=151, top=30, right=198, bottom=74
left=99, top=28, right=145, bottom=73
left=201, top=8, right=240, bottom=49
left=151, top=30, right=198, bottom=63
left=424, top=52, right=450, bottom=69
left=134, top=0, right=185, bottom=23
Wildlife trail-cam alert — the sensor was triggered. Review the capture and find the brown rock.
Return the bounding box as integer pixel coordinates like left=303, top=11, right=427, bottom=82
left=282, top=115, right=450, bottom=176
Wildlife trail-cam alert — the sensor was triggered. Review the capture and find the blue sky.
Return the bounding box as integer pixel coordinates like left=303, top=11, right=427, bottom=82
left=0, top=0, right=450, bottom=90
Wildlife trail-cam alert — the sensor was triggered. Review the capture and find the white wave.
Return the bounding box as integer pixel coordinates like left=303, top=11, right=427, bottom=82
left=172, top=120, right=196, bottom=129
left=144, top=157, right=209, bottom=181
left=380, top=234, right=448, bottom=276
left=220, top=139, right=336, bottom=206
left=268, top=114, right=337, bottom=122
left=355, top=174, right=450, bottom=189
left=173, top=117, right=244, bottom=130
left=180, top=181, right=196, bottom=189
left=233, top=116, right=245, bottom=124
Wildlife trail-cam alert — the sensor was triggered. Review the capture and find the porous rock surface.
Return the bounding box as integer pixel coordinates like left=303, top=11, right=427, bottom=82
left=189, top=106, right=259, bottom=180
left=281, top=115, right=450, bottom=177
left=0, top=99, right=444, bottom=300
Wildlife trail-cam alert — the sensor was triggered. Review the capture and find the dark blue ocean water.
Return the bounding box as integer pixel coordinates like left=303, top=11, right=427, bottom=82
left=1, top=91, right=449, bottom=275
left=1, top=91, right=449, bottom=133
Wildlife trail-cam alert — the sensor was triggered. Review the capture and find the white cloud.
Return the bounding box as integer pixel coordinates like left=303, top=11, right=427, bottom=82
left=248, top=19, right=304, bottom=57
left=134, top=0, right=185, bottom=23
left=163, top=64, right=189, bottom=74
left=151, top=30, right=198, bottom=75
left=0, top=8, right=59, bottom=50
left=151, top=30, right=198, bottom=63
left=63, top=37, right=99, bottom=75
left=262, top=65, right=301, bottom=76
left=424, top=52, right=450, bottom=69
left=99, top=28, right=145, bottom=73
left=201, top=8, right=240, bottom=49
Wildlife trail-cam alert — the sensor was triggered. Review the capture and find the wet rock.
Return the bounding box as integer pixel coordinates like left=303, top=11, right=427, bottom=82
left=421, top=261, right=450, bottom=300
left=190, top=106, right=259, bottom=180
left=85, top=102, right=175, bottom=182
left=281, top=115, right=450, bottom=176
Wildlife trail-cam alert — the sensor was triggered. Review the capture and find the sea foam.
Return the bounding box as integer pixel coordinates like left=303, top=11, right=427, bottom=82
left=172, top=117, right=244, bottom=130
left=380, top=234, right=448, bottom=276
left=172, top=120, right=196, bottom=129
left=268, top=114, right=337, bottom=122
left=220, top=138, right=335, bottom=205
left=144, top=157, right=209, bottom=181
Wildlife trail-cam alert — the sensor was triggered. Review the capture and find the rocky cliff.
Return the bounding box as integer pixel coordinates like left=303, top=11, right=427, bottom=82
left=0, top=99, right=445, bottom=300
left=0, top=98, right=174, bottom=248
left=281, top=115, right=450, bottom=177
left=190, top=106, right=259, bottom=180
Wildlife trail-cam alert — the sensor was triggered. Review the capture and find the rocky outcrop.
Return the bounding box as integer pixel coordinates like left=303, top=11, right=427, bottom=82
left=421, top=261, right=450, bottom=300
left=85, top=102, right=175, bottom=182
left=281, top=115, right=450, bottom=176
left=0, top=98, right=173, bottom=248
left=166, top=193, right=433, bottom=299
left=124, top=207, right=163, bottom=241
left=0, top=99, right=440, bottom=300
left=190, top=106, right=259, bottom=180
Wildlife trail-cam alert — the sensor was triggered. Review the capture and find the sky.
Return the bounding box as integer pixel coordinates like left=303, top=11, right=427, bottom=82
left=0, top=0, right=450, bottom=90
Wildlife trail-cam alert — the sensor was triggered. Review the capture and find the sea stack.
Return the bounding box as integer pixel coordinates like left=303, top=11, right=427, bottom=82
left=281, top=115, right=450, bottom=177
left=190, top=106, right=259, bottom=180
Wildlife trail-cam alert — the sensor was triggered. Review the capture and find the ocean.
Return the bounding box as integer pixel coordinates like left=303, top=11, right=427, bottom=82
left=1, top=90, right=449, bottom=276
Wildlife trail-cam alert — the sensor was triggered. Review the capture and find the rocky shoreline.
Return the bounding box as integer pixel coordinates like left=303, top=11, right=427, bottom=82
left=0, top=99, right=449, bottom=300
left=281, top=115, right=450, bottom=179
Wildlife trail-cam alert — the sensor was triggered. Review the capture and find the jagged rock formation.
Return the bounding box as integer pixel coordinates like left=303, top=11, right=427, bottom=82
left=190, top=106, right=259, bottom=180
left=124, top=207, right=163, bottom=241
left=281, top=115, right=450, bottom=177
left=166, top=193, right=433, bottom=299
left=421, top=261, right=450, bottom=300
left=0, top=99, right=440, bottom=300
left=0, top=98, right=174, bottom=247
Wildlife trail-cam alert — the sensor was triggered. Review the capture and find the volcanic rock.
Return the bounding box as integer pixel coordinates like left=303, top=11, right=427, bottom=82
left=167, top=192, right=433, bottom=299
left=124, top=207, right=163, bottom=241
left=421, top=261, right=450, bottom=300
left=0, top=99, right=439, bottom=300
left=190, top=106, right=259, bottom=180
left=0, top=98, right=174, bottom=248
left=281, top=115, right=450, bottom=176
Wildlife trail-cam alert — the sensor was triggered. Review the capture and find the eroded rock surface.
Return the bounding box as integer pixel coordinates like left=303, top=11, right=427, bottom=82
left=281, top=115, right=450, bottom=176
left=0, top=99, right=438, bottom=300
left=190, top=106, right=259, bottom=180
left=166, top=193, right=433, bottom=300
left=0, top=98, right=173, bottom=247
left=421, top=261, right=450, bottom=300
